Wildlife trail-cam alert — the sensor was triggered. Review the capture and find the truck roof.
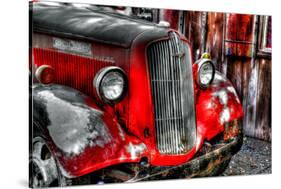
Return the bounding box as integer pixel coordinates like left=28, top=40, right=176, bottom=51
left=31, top=2, right=166, bottom=48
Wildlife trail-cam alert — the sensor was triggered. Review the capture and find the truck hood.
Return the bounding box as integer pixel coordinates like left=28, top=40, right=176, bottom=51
left=31, top=1, right=167, bottom=48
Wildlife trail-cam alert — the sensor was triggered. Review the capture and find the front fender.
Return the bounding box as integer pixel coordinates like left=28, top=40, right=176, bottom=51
left=32, top=84, right=149, bottom=178
left=195, top=72, right=243, bottom=149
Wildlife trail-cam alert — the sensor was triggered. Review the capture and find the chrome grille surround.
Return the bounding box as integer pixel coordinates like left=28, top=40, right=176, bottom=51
left=147, top=32, right=197, bottom=155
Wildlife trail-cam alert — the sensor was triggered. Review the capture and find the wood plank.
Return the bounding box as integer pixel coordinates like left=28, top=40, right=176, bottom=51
left=205, top=13, right=224, bottom=71
left=184, top=11, right=206, bottom=61
left=255, top=58, right=272, bottom=141
left=160, top=9, right=179, bottom=30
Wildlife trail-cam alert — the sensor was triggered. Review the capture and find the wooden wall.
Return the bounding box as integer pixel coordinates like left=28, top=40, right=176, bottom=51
left=184, top=11, right=207, bottom=62
left=183, top=12, right=272, bottom=141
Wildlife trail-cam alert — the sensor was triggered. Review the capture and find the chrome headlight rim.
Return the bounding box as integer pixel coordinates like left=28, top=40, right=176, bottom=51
left=197, top=58, right=215, bottom=88
left=94, top=66, right=127, bottom=104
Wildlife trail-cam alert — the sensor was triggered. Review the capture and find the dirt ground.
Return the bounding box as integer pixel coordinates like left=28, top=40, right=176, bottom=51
left=222, top=136, right=272, bottom=176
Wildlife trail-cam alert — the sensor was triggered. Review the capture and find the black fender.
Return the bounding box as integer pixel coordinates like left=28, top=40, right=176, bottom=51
left=31, top=84, right=148, bottom=178
left=32, top=84, right=109, bottom=155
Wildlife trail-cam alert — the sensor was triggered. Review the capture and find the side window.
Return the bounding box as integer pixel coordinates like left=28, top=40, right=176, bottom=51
left=257, top=16, right=272, bottom=57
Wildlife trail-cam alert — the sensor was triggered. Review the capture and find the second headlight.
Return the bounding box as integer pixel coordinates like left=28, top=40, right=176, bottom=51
left=197, top=59, right=215, bottom=88
left=94, top=66, right=127, bottom=103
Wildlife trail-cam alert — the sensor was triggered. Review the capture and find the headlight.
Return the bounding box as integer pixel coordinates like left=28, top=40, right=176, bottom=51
left=94, top=66, right=127, bottom=103
left=197, top=59, right=215, bottom=88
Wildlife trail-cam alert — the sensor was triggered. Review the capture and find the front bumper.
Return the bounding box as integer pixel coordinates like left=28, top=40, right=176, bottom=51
left=103, top=132, right=243, bottom=182
left=96, top=120, right=243, bottom=183
left=141, top=134, right=243, bottom=181
left=127, top=132, right=243, bottom=182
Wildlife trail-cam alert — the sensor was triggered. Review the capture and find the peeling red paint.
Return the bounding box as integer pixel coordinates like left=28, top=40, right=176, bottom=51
left=225, top=14, right=254, bottom=57
left=195, top=72, right=243, bottom=141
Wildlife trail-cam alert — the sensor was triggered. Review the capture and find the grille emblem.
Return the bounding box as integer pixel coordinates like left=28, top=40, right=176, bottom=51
left=53, top=37, right=93, bottom=57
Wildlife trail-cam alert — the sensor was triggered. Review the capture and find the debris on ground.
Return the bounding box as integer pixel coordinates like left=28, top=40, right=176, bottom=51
left=222, top=136, right=271, bottom=176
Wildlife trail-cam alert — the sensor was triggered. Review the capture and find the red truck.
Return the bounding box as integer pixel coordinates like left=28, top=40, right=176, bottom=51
left=29, top=1, right=243, bottom=187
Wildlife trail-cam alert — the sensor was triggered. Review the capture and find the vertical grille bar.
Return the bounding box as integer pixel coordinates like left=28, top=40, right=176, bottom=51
left=148, top=32, right=196, bottom=154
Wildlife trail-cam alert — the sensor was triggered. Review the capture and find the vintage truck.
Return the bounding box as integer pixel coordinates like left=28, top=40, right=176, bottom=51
left=29, top=1, right=243, bottom=187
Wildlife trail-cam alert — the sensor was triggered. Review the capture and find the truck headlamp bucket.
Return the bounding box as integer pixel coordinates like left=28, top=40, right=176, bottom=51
left=94, top=66, right=127, bottom=103
left=197, top=59, right=215, bottom=88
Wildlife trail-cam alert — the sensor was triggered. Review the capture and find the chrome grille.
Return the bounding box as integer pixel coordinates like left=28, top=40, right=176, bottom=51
left=147, top=32, right=196, bottom=154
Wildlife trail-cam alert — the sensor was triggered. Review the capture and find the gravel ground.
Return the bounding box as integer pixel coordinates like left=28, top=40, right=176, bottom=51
left=222, top=136, right=271, bottom=176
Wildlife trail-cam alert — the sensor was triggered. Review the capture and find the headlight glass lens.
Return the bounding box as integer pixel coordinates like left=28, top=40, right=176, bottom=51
left=101, top=71, right=125, bottom=101
left=199, top=62, right=214, bottom=86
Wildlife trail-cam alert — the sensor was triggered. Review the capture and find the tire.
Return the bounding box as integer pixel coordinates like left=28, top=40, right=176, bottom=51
left=29, top=126, right=67, bottom=187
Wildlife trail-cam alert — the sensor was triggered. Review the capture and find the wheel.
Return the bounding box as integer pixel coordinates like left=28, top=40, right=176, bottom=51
left=29, top=136, right=66, bottom=187
left=29, top=124, right=93, bottom=187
